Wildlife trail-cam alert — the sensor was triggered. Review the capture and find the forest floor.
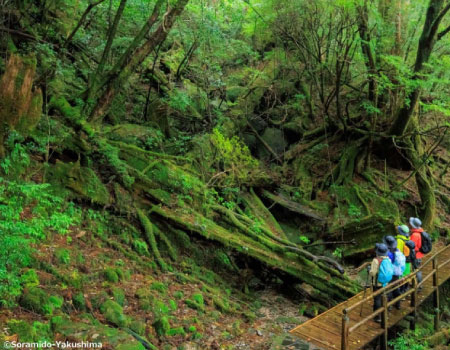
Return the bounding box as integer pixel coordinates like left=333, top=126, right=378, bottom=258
left=0, top=223, right=309, bottom=350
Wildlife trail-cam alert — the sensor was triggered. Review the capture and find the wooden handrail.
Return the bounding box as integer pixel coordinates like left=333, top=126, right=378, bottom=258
left=341, top=244, right=450, bottom=350
left=345, top=244, right=450, bottom=314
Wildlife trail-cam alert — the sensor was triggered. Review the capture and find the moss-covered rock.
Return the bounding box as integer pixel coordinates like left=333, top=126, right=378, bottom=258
left=100, top=300, right=130, bottom=328
left=51, top=317, right=143, bottom=348
left=150, top=282, right=167, bottom=294
left=129, top=319, right=146, bottom=336
left=153, top=316, right=170, bottom=336
left=185, top=293, right=205, bottom=312
left=116, top=342, right=146, bottom=350
left=104, top=268, right=119, bottom=283
left=48, top=161, right=110, bottom=205
left=112, top=287, right=126, bottom=306
left=167, top=327, right=186, bottom=336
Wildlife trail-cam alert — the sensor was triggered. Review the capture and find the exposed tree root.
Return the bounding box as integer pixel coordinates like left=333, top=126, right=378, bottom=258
left=137, top=208, right=167, bottom=271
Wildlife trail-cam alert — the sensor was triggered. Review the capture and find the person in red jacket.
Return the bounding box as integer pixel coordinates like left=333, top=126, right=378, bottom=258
left=409, top=217, right=424, bottom=286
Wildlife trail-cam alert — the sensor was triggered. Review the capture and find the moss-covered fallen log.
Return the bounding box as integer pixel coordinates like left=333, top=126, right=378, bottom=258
left=150, top=205, right=360, bottom=304
left=262, top=190, right=325, bottom=221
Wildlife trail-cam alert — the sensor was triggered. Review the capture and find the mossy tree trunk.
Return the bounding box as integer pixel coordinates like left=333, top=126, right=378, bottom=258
left=89, top=0, right=189, bottom=123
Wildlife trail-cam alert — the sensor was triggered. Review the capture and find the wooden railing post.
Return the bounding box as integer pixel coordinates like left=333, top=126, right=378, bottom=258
left=341, top=309, right=349, bottom=350
left=433, top=257, right=440, bottom=331
left=380, top=292, right=388, bottom=350
left=410, top=275, right=417, bottom=331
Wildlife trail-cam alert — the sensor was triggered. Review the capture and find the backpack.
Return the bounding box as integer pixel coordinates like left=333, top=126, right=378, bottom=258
left=420, top=231, right=432, bottom=254
left=405, top=240, right=416, bottom=264
left=377, top=257, right=394, bottom=287
left=393, top=250, right=406, bottom=276
left=397, top=235, right=410, bottom=257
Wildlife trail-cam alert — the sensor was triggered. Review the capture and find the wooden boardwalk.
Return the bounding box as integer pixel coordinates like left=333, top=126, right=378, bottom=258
left=290, top=243, right=450, bottom=350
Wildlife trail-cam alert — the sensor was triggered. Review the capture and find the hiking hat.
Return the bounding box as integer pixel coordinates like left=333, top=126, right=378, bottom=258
left=383, top=235, right=397, bottom=249
left=375, top=243, right=388, bottom=256
left=397, top=225, right=410, bottom=236
left=409, top=217, right=422, bottom=229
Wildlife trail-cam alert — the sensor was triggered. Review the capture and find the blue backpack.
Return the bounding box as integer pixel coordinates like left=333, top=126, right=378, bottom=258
left=377, top=257, right=394, bottom=287
left=393, top=250, right=406, bottom=276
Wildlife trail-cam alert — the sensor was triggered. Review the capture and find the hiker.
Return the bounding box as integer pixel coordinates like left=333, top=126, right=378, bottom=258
left=396, top=225, right=411, bottom=294
left=401, top=240, right=418, bottom=294
left=409, top=217, right=432, bottom=287
left=369, top=243, right=393, bottom=322
left=383, top=235, right=405, bottom=309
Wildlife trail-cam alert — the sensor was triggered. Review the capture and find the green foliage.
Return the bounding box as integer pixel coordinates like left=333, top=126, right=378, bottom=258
left=20, top=269, right=39, bottom=288
left=0, top=157, right=80, bottom=306
left=0, top=136, right=30, bottom=179
left=298, top=235, right=310, bottom=244
left=332, top=248, right=343, bottom=259
left=389, top=329, right=430, bottom=350
left=210, top=128, right=260, bottom=186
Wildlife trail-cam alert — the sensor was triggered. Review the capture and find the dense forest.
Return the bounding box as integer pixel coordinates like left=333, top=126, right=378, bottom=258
left=0, top=0, right=449, bottom=349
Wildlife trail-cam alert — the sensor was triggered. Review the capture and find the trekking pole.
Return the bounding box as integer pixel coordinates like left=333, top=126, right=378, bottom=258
left=360, top=267, right=371, bottom=317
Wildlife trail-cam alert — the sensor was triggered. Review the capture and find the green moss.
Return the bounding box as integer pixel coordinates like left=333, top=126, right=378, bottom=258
left=112, top=287, right=126, bottom=306
left=137, top=209, right=167, bottom=271
left=150, top=282, right=167, bottom=294
left=104, top=268, right=119, bottom=283
left=185, top=294, right=205, bottom=312
left=153, top=300, right=170, bottom=316
left=153, top=316, right=170, bottom=336
left=173, top=291, right=184, bottom=299
left=129, top=319, right=146, bottom=336
left=48, top=295, right=64, bottom=309
left=48, top=162, right=110, bottom=205
left=116, top=342, right=145, bottom=350
left=192, top=293, right=204, bottom=305
left=49, top=96, right=81, bottom=122
left=135, top=288, right=150, bottom=300
left=72, top=292, right=86, bottom=311
left=100, top=300, right=130, bottom=328
left=169, top=299, right=177, bottom=311
left=7, top=320, right=35, bottom=341
left=213, top=296, right=232, bottom=313
left=167, top=327, right=186, bottom=336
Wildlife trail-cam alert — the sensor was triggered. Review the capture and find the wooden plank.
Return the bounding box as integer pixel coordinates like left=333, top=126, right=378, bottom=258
left=289, top=244, right=450, bottom=350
